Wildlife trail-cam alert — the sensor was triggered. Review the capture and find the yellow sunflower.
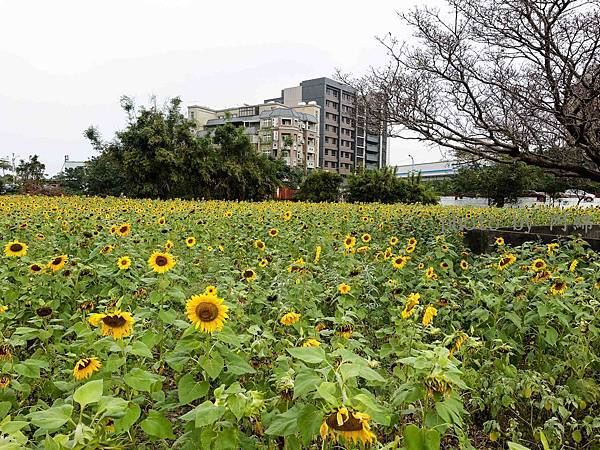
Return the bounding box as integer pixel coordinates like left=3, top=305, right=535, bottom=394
left=0, top=345, right=12, bottom=361
left=242, top=268, right=257, bottom=282
left=361, top=233, right=371, bottom=243
left=116, top=223, right=131, bottom=237
left=204, top=285, right=217, bottom=296
left=569, top=260, right=578, bottom=272
left=343, top=235, right=356, bottom=249
left=495, top=237, right=505, bottom=246
left=550, top=281, right=567, bottom=296
left=101, top=245, right=114, bottom=254
left=425, top=267, right=436, bottom=279
left=186, top=236, right=197, bottom=248
left=259, top=258, right=269, bottom=268
left=338, top=283, right=351, bottom=295
left=302, top=339, right=321, bottom=348
left=73, top=357, right=102, bottom=380
left=422, top=305, right=438, bottom=326
left=533, top=270, right=552, bottom=283
left=47, top=255, right=68, bottom=272
left=268, top=228, right=279, bottom=237
left=117, top=256, right=132, bottom=270
left=459, top=260, right=469, bottom=270
left=280, top=312, right=301, bottom=326
left=0, top=306, right=7, bottom=314
left=531, top=259, right=546, bottom=272
left=547, top=243, right=559, bottom=255
left=4, top=240, right=28, bottom=257
left=498, top=254, right=516, bottom=270
left=392, top=255, right=409, bottom=269
left=314, top=245, right=322, bottom=263
left=157, top=216, right=166, bottom=225
left=89, top=310, right=134, bottom=339
left=402, top=293, right=420, bottom=319
left=405, top=244, right=416, bottom=254
left=29, top=263, right=43, bottom=274
left=389, top=236, right=399, bottom=246
left=254, top=240, right=266, bottom=251
left=165, top=240, right=174, bottom=252
left=320, top=407, right=376, bottom=445
left=186, top=294, right=229, bottom=333
left=148, top=251, right=176, bottom=273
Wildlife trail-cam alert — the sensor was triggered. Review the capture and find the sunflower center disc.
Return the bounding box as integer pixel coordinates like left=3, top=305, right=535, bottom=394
left=326, top=413, right=364, bottom=432
left=78, top=359, right=91, bottom=370
left=156, top=256, right=168, bottom=266
left=196, top=302, right=219, bottom=321
left=10, top=244, right=22, bottom=252
left=52, top=257, right=63, bottom=265
left=102, top=315, right=127, bottom=327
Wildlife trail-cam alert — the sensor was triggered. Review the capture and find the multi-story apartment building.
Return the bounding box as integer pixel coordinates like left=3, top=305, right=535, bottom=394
left=188, top=101, right=320, bottom=171
left=266, top=77, right=387, bottom=175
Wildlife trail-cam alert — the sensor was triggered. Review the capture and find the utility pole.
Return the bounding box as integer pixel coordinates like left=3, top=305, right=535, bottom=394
left=408, top=153, right=415, bottom=174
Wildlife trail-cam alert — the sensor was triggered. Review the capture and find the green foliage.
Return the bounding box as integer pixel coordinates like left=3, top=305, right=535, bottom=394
left=296, top=170, right=343, bottom=202
left=52, top=167, right=86, bottom=195
left=82, top=97, right=282, bottom=200
left=15, top=155, right=45, bottom=193
left=453, top=162, right=535, bottom=206
left=346, top=168, right=439, bottom=204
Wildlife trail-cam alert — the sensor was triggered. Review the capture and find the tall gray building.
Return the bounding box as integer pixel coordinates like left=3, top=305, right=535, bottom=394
left=266, top=77, right=387, bottom=175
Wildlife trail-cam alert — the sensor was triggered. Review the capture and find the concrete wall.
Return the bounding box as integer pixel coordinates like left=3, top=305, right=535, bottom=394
left=440, top=196, right=600, bottom=208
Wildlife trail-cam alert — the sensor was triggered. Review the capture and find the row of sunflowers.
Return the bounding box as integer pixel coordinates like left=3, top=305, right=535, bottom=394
left=0, top=196, right=599, bottom=449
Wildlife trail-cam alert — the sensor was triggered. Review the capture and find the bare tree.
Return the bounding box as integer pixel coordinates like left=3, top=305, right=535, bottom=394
left=340, top=0, right=600, bottom=181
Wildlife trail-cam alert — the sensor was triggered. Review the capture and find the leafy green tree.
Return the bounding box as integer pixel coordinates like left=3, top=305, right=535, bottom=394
left=297, top=170, right=343, bottom=202
left=453, top=162, right=536, bottom=207
left=53, top=166, right=86, bottom=195
left=346, top=168, right=438, bottom=204
left=85, top=96, right=207, bottom=199
left=208, top=123, right=282, bottom=200
left=16, top=155, right=46, bottom=193
left=84, top=155, right=127, bottom=197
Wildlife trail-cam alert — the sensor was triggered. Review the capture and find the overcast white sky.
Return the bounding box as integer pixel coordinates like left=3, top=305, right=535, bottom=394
left=0, top=0, right=446, bottom=175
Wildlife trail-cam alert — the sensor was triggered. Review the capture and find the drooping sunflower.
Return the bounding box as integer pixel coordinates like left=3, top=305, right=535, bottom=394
left=242, top=268, right=257, bottom=282
left=0, top=375, right=10, bottom=389
left=117, top=256, right=132, bottom=270
left=337, top=324, right=353, bottom=339
left=280, top=312, right=301, bottom=326
left=101, top=245, right=114, bottom=254
left=314, top=245, right=322, bottom=263
left=338, top=283, right=351, bottom=295
left=73, top=357, right=102, bottom=380
left=320, top=407, right=376, bottom=445
left=116, top=223, right=131, bottom=237
left=550, top=281, right=567, bottom=296
left=569, top=260, right=578, bottom=272
left=531, top=258, right=546, bottom=272
left=29, top=263, right=43, bottom=274
left=547, top=242, right=559, bottom=255
left=185, top=236, right=197, bottom=248
left=148, top=251, right=176, bottom=273
left=425, top=267, right=436, bottom=279
left=47, top=255, right=68, bottom=272
left=533, top=270, right=552, bottom=283
left=4, top=240, right=28, bottom=257
left=302, top=339, right=321, bottom=348
left=186, top=294, right=229, bottom=333
left=89, top=310, right=134, bottom=339
left=449, top=333, right=469, bottom=357
left=36, top=306, right=52, bottom=317
left=422, top=305, right=438, bottom=326
left=0, top=344, right=12, bottom=361
left=402, top=293, right=420, bottom=319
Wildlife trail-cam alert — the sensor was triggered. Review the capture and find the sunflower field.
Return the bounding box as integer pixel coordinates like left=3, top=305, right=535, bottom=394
left=0, top=196, right=599, bottom=450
